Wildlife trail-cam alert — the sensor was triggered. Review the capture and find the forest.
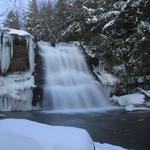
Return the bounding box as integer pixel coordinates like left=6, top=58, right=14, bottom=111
left=4, top=0, right=150, bottom=78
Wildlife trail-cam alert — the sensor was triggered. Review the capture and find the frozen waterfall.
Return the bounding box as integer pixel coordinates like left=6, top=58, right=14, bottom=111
left=38, top=42, right=110, bottom=111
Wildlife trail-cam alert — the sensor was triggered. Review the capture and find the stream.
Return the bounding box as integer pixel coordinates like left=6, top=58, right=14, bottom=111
left=1, top=110, right=150, bottom=150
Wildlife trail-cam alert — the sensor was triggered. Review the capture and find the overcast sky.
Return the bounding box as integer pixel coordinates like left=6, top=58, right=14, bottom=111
left=0, top=0, right=28, bottom=26
left=0, top=0, right=56, bottom=27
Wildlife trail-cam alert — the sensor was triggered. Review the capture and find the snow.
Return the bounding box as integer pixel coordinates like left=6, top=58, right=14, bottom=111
left=103, top=20, right=115, bottom=31
left=112, top=93, right=145, bottom=106
left=138, top=21, right=150, bottom=33
left=101, top=11, right=120, bottom=20
left=137, top=77, right=144, bottom=83
left=0, top=119, right=94, bottom=150
left=0, top=72, right=35, bottom=111
left=0, top=119, right=127, bottom=150
left=125, top=105, right=150, bottom=112
left=113, top=64, right=127, bottom=76
left=113, top=1, right=128, bottom=11
left=7, top=28, right=32, bottom=37
left=83, top=6, right=95, bottom=14
left=95, top=142, right=126, bottom=150
left=137, top=88, right=150, bottom=97
left=132, top=0, right=143, bottom=7
left=87, top=16, right=98, bottom=24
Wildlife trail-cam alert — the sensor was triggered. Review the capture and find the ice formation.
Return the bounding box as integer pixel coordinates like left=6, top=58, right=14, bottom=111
left=0, top=28, right=35, bottom=74
left=0, top=72, right=35, bottom=111
left=93, top=61, right=119, bottom=96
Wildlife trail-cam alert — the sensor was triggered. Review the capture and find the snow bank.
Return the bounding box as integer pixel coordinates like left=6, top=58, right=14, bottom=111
left=0, top=119, right=127, bottom=150
left=112, top=92, right=150, bottom=112
left=95, top=142, right=126, bottom=150
left=125, top=105, right=150, bottom=112
left=0, top=72, right=35, bottom=111
left=112, top=93, right=145, bottom=106
left=4, top=28, right=33, bottom=37
left=0, top=119, right=94, bottom=150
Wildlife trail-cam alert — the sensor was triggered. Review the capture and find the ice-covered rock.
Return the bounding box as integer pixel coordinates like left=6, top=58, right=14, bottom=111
left=0, top=72, right=35, bottom=111
left=125, top=105, right=150, bottom=112
left=0, top=28, right=35, bottom=74
left=112, top=93, right=145, bottom=106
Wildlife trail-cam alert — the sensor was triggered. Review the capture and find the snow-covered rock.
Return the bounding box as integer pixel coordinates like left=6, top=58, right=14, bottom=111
left=2, top=28, right=33, bottom=37
left=0, top=119, right=127, bottom=150
left=112, top=93, right=145, bottom=106
left=0, top=119, right=94, bottom=150
left=125, top=105, right=150, bottom=112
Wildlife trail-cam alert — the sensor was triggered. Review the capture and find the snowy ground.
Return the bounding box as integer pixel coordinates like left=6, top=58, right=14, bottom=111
left=0, top=119, right=126, bottom=150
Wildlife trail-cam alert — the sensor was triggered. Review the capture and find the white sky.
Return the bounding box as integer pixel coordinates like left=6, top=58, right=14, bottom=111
left=0, top=0, right=57, bottom=27
left=0, top=0, right=28, bottom=26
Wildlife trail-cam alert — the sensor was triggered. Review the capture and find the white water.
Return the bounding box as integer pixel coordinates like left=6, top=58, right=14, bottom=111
left=39, top=42, right=110, bottom=111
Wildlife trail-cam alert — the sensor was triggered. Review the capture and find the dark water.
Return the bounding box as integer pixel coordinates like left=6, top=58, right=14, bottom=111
left=1, top=110, right=150, bottom=150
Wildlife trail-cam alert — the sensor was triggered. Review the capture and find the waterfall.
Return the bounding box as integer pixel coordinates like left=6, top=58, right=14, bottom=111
left=38, top=42, right=111, bottom=111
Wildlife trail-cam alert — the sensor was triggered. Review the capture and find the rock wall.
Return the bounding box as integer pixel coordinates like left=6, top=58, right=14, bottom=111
left=9, top=38, right=29, bottom=73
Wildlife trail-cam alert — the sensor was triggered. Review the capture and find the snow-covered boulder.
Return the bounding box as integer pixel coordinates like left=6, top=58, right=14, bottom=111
left=112, top=93, right=145, bottom=106
left=125, top=105, right=150, bottom=112
left=0, top=119, right=127, bottom=150
left=0, top=119, right=94, bottom=150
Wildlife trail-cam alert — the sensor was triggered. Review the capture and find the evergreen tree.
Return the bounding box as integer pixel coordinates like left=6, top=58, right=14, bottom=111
left=4, top=10, right=20, bottom=29
left=39, top=0, right=55, bottom=41
left=25, top=0, right=40, bottom=39
left=53, top=0, right=71, bottom=37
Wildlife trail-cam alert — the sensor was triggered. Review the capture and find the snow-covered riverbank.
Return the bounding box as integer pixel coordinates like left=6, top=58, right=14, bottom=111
left=112, top=90, right=150, bottom=111
left=0, top=119, right=126, bottom=150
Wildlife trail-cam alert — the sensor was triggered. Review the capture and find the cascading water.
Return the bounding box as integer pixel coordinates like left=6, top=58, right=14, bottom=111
left=38, top=42, right=111, bottom=111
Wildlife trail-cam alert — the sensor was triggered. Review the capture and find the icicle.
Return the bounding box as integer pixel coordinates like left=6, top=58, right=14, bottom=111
left=26, top=36, right=35, bottom=73
left=0, top=33, right=13, bottom=74
left=10, top=36, right=14, bottom=58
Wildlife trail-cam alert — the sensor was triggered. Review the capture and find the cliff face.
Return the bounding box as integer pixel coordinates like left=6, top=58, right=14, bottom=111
left=0, top=28, right=35, bottom=75
left=9, top=38, right=29, bottom=73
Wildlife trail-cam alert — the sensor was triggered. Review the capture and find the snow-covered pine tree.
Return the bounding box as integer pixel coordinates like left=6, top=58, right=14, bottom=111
left=25, top=0, right=41, bottom=40
left=39, top=0, right=55, bottom=41
left=4, top=10, right=20, bottom=29
left=53, top=0, right=71, bottom=38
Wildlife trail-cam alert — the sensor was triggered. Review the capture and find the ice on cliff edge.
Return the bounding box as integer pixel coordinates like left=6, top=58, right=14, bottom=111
left=0, top=28, right=35, bottom=74
left=0, top=72, right=35, bottom=111
left=0, top=119, right=126, bottom=150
